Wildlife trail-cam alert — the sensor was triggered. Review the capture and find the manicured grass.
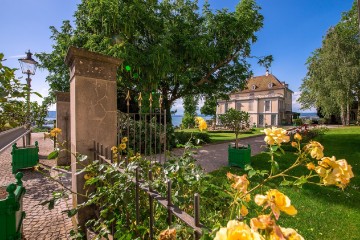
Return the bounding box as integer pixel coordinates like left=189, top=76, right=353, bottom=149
left=208, top=127, right=360, bottom=240
left=176, top=128, right=264, bottom=143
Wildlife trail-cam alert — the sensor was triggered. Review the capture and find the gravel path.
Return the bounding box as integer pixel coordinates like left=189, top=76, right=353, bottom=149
left=171, top=134, right=266, bottom=172
left=0, top=133, right=73, bottom=240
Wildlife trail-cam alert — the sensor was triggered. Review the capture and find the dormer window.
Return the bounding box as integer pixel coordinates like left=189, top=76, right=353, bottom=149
left=251, top=85, right=256, bottom=90
left=268, top=82, right=273, bottom=88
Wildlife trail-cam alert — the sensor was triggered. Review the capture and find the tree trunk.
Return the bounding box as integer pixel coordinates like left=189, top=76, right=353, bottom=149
left=340, top=106, right=346, bottom=126
left=346, top=101, right=350, bottom=126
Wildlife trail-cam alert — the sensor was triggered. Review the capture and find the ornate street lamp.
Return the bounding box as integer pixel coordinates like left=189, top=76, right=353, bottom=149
left=18, top=50, right=38, bottom=145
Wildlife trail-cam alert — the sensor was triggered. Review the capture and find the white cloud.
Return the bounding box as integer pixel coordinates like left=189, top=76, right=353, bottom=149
left=170, top=96, right=205, bottom=116
left=292, top=91, right=316, bottom=113
left=171, top=98, right=184, bottom=115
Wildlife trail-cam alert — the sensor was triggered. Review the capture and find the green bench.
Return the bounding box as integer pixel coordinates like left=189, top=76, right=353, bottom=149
left=0, top=173, right=26, bottom=240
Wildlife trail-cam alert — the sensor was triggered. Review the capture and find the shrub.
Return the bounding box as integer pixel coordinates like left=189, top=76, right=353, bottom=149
left=318, top=118, right=326, bottom=124
left=293, top=118, right=303, bottom=126
left=174, top=131, right=211, bottom=146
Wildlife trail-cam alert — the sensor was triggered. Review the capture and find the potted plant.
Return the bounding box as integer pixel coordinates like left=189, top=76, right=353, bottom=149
left=219, top=108, right=251, bottom=168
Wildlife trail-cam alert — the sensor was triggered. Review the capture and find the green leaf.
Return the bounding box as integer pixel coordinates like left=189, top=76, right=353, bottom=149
left=279, top=147, right=285, bottom=155
left=47, top=150, right=59, bottom=160
left=271, top=161, right=280, bottom=174
left=248, top=169, right=257, bottom=178
left=244, top=164, right=253, bottom=171
left=32, top=91, right=43, bottom=98
left=64, top=208, right=78, bottom=217
left=294, top=176, right=308, bottom=187
left=271, top=145, right=279, bottom=152
left=280, top=180, right=293, bottom=186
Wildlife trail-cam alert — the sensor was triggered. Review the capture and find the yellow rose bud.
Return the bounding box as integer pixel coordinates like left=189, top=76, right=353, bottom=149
left=306, top=162, right=316, bottom=170
left=294, top=133, right=302, bottom=141
left=291, top=142, right=298, bottom=148
left=240, top=205, right=249, bottom=216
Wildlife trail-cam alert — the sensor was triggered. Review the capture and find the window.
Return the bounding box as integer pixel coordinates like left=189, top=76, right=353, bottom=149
left=259, top=114, right=264, bottom=126
left=225, top=102, right=228, bottom=112
left=271, top=114, right=277, bottom=125
left=252, top=85, right=256, bottom=90
left=268, top=82, right=273, bottom=88
left=248, top=100, right=253, bottom=111
left=236, top=101, right=242, bottom=110
left=265, top=100, right=271, bottom=112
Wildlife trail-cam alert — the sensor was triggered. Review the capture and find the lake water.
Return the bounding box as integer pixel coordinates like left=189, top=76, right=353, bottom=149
left=47, top=111, right=318, bottom=126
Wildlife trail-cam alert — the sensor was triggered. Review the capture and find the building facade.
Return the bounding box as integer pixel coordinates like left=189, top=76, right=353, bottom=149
left=216, top=72, right=293, bottom=127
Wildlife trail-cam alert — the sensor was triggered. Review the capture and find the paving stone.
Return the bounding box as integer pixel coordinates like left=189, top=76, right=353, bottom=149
left=0, top=133, right=72, bottom=239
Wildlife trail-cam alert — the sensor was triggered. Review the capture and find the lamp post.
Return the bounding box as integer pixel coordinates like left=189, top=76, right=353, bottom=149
left=18, top=50, right=38, bottom=145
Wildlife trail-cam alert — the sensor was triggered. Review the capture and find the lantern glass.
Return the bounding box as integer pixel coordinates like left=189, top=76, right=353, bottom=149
left=18, top=50, right=38, bottom=75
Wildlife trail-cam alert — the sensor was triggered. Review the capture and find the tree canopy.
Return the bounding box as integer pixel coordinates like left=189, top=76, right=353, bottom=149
left=298, top=0, right=360, bottom=125
left=37, top=0, right=265, bottom=124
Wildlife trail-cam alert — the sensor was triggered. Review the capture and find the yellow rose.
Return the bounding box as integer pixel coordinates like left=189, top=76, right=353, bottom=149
left=227, top=173, right=249, bottom=194
left=254, top=189, right=297, bottom=220
left=250, top=215, right=273, bottom=231
left=214, top=220, right=264, bottom=240
left=158, top=228, right=176, bottom=240
left=262, top=127, right=290, bottom=146
left=280, top=227, right=304, bottom=240
left=50, top=127, right=62, bottom=137
left=316, top=156, right=354, bottom=189
left=118, top=143, right=127, bottom=150
left=121, top=137, right=128, bottom=143
left=305, top=141, right=324, bottom=160
left=111, top=146, right=118, bottom=154
left=294, top=133, right=302, bottom=141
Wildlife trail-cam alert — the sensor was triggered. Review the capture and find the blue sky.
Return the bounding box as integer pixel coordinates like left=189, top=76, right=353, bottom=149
left=0, top=0, right=354, bottom=113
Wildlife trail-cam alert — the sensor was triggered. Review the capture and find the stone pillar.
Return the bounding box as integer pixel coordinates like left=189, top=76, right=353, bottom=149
left=56, top=92, right=70, bottom=166
left=65, top=47, right=122, bottom=228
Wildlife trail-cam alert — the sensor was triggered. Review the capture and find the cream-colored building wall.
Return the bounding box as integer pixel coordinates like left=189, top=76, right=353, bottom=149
left=217, top=87, right=292, bottom=126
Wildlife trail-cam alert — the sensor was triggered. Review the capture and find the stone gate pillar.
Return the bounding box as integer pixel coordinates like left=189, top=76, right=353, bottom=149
left=56, top=92, right=70, bottom=166
left=65, top=47, right=122, bottom=228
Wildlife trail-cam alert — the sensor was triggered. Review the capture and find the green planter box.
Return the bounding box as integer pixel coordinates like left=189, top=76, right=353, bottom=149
left=0, top=173, right=26, bottom=240
left=11, top=141, right=39, bottom=174
left=228, top=144, right=251, bottom=168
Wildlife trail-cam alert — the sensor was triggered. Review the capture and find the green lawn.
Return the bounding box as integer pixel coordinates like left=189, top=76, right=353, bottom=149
left=208, top=126, right=360, bottom=240
left=176, top=128, right=264, bottom=143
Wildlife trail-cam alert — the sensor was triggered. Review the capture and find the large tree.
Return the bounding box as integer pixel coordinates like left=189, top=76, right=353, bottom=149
left=299, top=0, right=360, bottom=125
left=37, top=0, right=265, bottom=124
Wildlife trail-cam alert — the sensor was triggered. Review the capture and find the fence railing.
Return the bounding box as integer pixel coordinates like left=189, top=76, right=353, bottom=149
left=93, top=140, right=206, bottom=240
left=117, top=110, right=167, bottom=163
left=0, top=126, right=30, bottom=154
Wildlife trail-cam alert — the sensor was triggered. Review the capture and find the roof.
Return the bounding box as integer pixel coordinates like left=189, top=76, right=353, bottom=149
left=233, top=74, right=293, bottom=93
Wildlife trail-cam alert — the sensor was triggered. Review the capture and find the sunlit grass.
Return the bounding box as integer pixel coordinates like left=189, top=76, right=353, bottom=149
left=176, top=128, right=264, bottom=143
left=208, top=127, right=360, bottom=240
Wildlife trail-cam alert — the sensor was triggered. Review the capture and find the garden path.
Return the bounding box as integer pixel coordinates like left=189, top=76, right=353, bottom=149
left=0, top=133, right=73, bottom=240
left=171, top=134, right=266, bottom=172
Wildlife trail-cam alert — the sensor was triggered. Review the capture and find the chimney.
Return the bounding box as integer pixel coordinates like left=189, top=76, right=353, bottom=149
left=265, top=69, right=269, bottom=76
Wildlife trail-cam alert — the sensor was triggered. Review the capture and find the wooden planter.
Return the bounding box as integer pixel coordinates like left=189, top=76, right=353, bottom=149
left=11, top=141, right=39, bottom=174
left=0, top=173, right=26, bottom=240
left=228, top=144, right=251, bottom=168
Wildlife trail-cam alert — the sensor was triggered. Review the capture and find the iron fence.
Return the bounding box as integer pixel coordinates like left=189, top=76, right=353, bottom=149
left=92, top=140, right=206, bottom=239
